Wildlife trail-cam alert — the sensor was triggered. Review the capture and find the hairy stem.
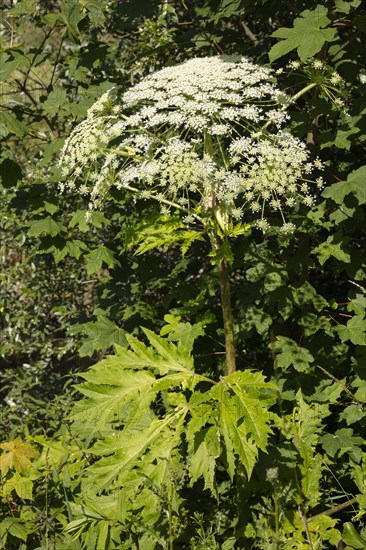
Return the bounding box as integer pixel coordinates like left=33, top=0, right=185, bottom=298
left=298, top=505, right=314, bottom=550
left=218, top=250, right=236, bottom=376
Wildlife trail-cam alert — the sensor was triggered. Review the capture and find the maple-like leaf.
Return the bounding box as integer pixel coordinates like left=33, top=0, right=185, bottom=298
left=0, top=437, right=38, bottom=476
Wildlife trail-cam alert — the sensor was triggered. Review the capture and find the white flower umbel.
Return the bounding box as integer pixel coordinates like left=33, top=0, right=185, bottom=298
left=226, top=131, right=317, bottom=227
left=59, top=55, right=321, bottom=231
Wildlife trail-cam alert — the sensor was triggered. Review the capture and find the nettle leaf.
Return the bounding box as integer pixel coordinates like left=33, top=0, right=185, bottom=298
left=0, top=517, right=28, bottom=542
left=337, top=315, right=366, bottom=346
left=269, top=5, right=336, bottom=62
left=85, top=245, right=119, bottom=275
left=273, top=336, right=314, bottom=372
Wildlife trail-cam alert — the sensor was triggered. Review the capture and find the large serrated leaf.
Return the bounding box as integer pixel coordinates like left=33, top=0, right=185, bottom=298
left=210, top=384, right=259, bottom=479
left=71, top=370, right=157, bottom=430
left=269, top=5, right=336, bottom=62
left=191, top=444, right=217, bottom=492
left=86, top=409, right=187, bottom=489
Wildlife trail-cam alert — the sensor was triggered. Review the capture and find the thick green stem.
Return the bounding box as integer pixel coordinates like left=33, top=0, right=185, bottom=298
left=218, top=255, right=236, bottom=376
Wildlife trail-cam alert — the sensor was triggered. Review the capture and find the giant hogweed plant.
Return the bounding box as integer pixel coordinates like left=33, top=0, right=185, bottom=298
left=55, top=56, right=354, bottom=547
left=59, top=55, right=329, bottom=375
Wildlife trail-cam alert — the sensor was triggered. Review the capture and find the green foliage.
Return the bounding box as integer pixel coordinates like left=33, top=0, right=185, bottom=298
left=1, top=0, right=366, bottom=548
left=269, top=5, right=337, bottom=62
left=64, top=324, right=277, bottom=546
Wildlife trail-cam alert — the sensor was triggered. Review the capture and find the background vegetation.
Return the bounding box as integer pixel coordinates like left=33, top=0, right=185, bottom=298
left=0, top=0, right=365, bottom=548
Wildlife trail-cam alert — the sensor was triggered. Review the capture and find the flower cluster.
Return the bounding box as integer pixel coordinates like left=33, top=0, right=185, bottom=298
left=287, top=58, right=347, bottom=111
left=59, top=55, right=323, bottom=232
left=121, top=55, right=288, bottom=134
left=225, top=131, right=324, bottom=232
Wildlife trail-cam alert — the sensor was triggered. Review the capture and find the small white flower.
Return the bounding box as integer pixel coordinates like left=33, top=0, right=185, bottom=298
left=330, top=72, right=343, bottom=85
left=314, top=158, right=324, bottom=170
left=280, top=222, right=295, bottom=234
left=250, top=202, right=261, bottom=212
left=313, top=60, right=323, bottom=69
left=289, top=60, right=300, bottom=69
left=256, top=218, right=270, bottom=232
left=303, top=196, right=314, bottom=207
